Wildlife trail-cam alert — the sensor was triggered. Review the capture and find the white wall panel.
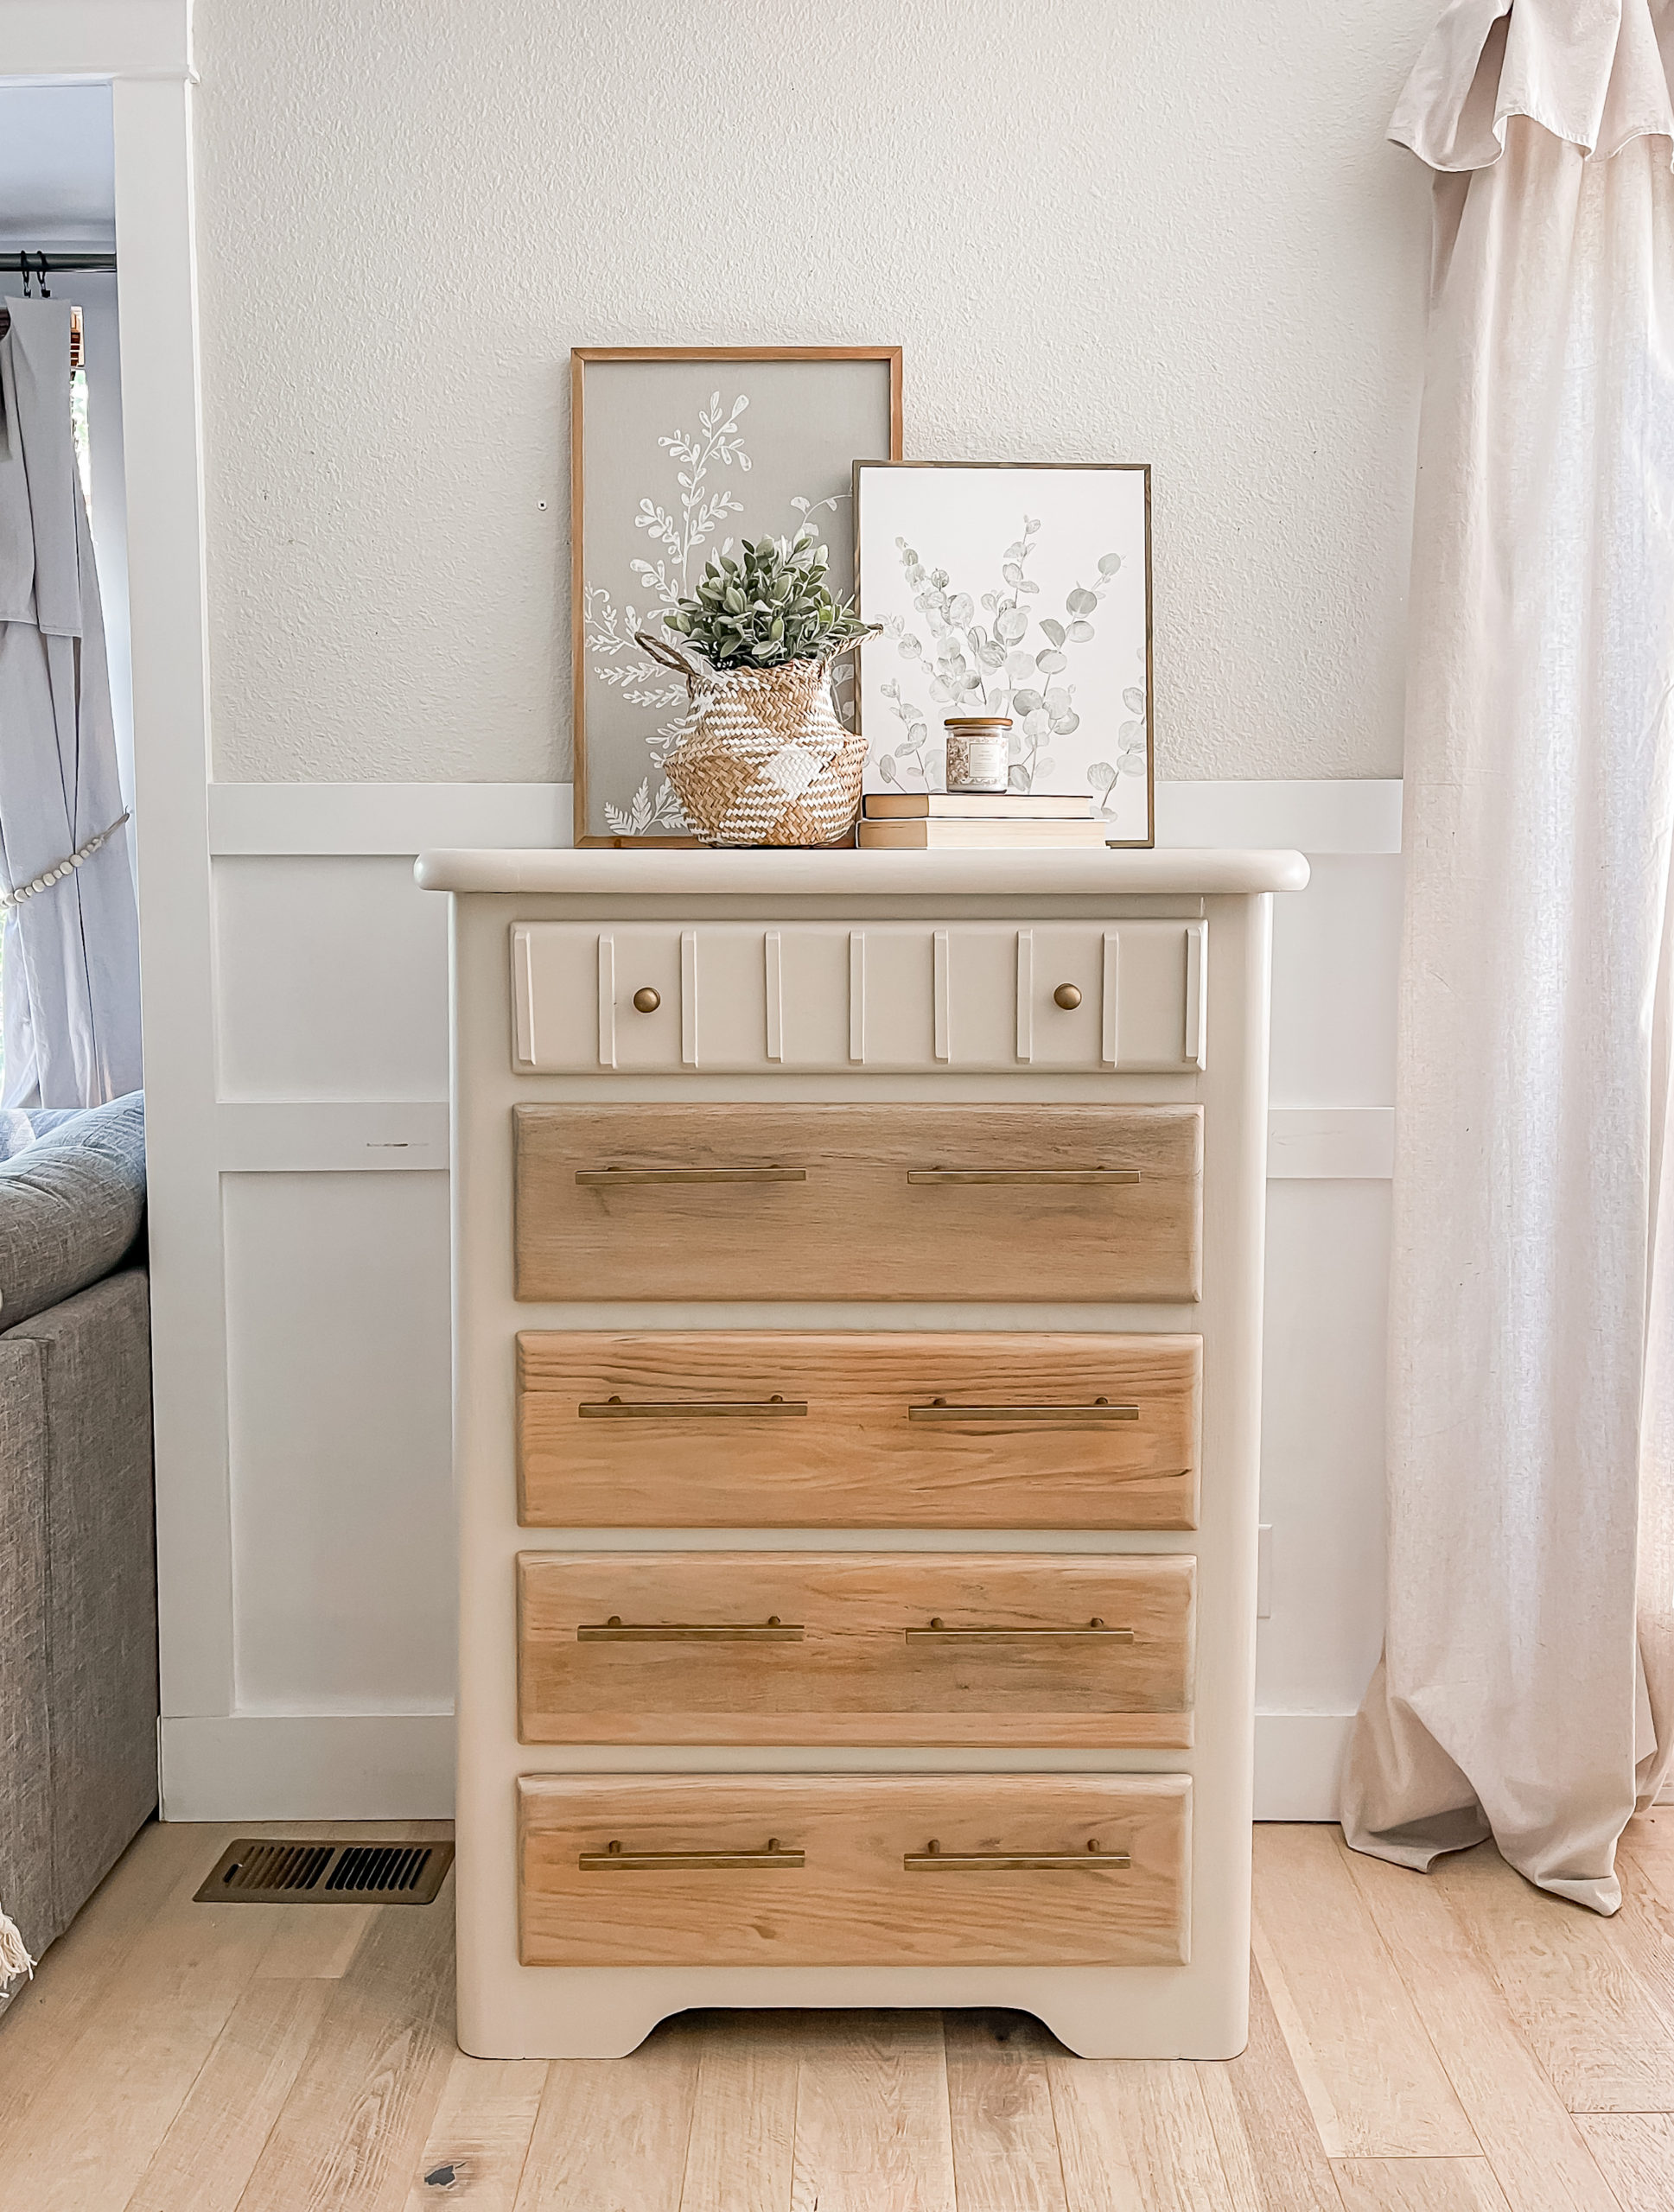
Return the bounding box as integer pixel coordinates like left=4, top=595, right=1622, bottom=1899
left=223, top=1169, right=455, bottom=1713
left=214, top=854, right=449, bottom=1101
left=1270, top=855, right=1403, bottom=1109
left=1257, top=1178, right=1391, bottom=1718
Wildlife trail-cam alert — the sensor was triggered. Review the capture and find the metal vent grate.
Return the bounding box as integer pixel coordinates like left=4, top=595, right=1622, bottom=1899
left=194, top=1838, right=454, bottom=1905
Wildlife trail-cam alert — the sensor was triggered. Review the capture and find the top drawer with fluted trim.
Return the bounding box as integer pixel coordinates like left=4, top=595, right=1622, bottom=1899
left=511, top=918, right=1206, bottom=1075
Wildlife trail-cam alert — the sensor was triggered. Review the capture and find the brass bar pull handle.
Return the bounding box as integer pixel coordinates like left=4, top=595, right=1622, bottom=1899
left=579, top=1395, right=808, bottom=1420
left=904, top=1839, right=1130, bottom=1872
left=905, top=1166, right=1141, bottom=1185
left=576, top=1615, right=805, bottom=1643
left=580, top=1837, right=805, bottom=1872
left=574, top=1165, right=806, bottom=1185
left=905, top=1616, right=1134, bottom=1642
left=907, top=1397, right=1140, bottom=1423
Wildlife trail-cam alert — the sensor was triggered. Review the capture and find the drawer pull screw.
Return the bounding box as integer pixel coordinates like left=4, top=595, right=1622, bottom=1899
left=631, top=987, right=661, bottom=1013
left=1053, top=983, right=1083, bottom=1009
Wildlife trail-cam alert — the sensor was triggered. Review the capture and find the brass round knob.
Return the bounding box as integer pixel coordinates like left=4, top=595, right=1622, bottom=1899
left=631, top=986, right=661, bottom=1014
left=1053, top=982, right=1082, bottom=1010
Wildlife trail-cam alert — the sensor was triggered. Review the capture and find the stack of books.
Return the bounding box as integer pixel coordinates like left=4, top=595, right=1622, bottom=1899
left=856, top=792, right=1111, bottom=849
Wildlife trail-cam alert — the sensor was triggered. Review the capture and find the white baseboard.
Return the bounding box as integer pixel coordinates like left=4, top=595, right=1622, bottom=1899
left=160, top=1714, right=455, bottom=1820
left=158, top=1711, right=1347, bottom=1823
left=1255, top=1713, right=1353, bottom=1821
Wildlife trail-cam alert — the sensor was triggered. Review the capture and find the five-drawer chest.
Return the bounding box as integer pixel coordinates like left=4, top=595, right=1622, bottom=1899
left=416, top=846, right=1307, bottom=2059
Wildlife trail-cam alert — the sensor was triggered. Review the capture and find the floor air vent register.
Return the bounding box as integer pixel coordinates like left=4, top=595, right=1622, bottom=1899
left=194, top=1839, right=455, bottom=1904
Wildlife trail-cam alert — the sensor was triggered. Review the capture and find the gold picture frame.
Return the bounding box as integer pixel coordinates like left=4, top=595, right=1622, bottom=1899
left=571, top=346, right=904, bottom=847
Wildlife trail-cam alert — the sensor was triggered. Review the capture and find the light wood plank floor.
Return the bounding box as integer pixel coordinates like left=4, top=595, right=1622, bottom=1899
left=3, top=1817, right=1674, bottom=2210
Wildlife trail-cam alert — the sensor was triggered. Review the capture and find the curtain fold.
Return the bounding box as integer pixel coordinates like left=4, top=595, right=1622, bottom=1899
left=1343, top=0, right=1674, bottom=1912
left=0, top=293, right=141, bottom=1109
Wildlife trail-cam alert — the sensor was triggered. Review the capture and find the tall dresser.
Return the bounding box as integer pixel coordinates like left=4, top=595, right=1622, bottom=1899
left=417, top=846, right=1306, bottom=2059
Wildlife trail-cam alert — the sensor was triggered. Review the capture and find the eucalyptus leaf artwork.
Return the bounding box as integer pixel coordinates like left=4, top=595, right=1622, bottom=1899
left=571, top=350, right=901, bottom=844
left=854, top=461, right=1154, bottom=847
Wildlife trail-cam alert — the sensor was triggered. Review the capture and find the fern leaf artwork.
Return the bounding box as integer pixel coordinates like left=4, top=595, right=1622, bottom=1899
left=572, top=352, right=899, bottom=842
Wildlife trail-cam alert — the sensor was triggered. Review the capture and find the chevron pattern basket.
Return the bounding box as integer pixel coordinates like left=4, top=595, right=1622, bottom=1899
left=637, top=629, right=875, bottom=848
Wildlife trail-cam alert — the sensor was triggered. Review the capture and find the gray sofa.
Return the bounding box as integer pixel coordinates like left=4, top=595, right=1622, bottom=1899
left=0, top=1093, right=157, bottom=1982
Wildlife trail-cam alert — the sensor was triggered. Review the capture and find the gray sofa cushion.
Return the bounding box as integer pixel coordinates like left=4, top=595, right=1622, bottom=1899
left=9, top=1268, right=158, bottom=1939
left=1, top=1268, right=157, bottom=1961
left=0, top=1093, right=145, bottom=1328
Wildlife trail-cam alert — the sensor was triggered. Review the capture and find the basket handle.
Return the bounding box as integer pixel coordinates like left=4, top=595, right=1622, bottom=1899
left=822, top=623, right=883, bottom=666
left=634, top=626, right=710, bottom=680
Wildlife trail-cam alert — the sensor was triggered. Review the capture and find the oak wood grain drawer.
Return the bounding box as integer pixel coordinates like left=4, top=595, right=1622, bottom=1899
left=517, top=1331, right=1201, bottom=1530
left=512, top=1103, right=1203, bottom=1303
left=516, top=1551, right=1195, bottom=1748
left=512, top=918, right=1207, bottom=1074
left=518, top=1772, right=1191, bottom=1967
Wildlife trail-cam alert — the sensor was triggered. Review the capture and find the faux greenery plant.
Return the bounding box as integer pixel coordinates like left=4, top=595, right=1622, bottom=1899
left=663, top=527, right=870, bottom=670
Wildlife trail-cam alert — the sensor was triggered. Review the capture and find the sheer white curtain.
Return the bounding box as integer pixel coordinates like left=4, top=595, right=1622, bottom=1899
left=0, top=292, right=141, bottom=1109
left=1343, top=0, right=1674, bottom=1911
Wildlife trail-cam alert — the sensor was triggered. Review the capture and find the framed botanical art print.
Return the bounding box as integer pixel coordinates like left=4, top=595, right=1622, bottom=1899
left=572, top=346, right=903, bottom=845
left=854, top=461, right=1155, bottom=847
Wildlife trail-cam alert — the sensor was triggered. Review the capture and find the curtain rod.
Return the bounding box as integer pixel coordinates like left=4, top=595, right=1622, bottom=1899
left=0, top=253, right=117, bottom=272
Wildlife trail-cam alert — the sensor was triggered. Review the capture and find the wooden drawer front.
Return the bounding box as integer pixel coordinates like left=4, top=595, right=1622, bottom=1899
left=519, top=1772, right=1191, bottom=1967
left=518, top=1332, right=1201, bottom=1530
left=517, top=1551, right=1195, bottom=1747
left=511, top=918, right=1206, bottom=1074
left=512, top=1103, right=1202, bottom=1304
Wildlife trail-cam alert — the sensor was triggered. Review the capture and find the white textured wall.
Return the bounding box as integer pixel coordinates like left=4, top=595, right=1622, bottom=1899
left=193, top=0, right=1434, bottom=785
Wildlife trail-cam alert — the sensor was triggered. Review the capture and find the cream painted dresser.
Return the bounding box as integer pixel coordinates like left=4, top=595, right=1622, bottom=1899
left=416, top=846, right=1307, bottom=2060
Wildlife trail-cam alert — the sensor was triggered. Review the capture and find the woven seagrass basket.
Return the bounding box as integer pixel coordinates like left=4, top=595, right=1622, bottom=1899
left=636, top=627, right=878, bottom=847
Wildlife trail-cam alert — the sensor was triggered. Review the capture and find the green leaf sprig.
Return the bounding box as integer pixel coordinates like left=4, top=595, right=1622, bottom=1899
left=664, top=527, right=869, bottom=669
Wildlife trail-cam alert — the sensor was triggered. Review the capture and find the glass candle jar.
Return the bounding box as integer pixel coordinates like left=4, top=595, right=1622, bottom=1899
left=943, top=716, right=1013, bottom=794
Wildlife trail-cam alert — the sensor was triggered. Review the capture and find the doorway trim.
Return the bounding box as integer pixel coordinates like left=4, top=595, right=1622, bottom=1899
left=3, top=0, right=232, bottom=1726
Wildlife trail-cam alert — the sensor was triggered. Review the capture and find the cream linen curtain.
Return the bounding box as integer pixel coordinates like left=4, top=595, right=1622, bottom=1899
left=1343, top=0, right=1674, bottom=1911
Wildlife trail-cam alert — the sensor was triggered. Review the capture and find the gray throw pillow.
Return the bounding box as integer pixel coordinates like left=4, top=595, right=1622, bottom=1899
left=0, top=1092, right=146, bottom=1328
left=0, top=1105, right=83, bottom=1160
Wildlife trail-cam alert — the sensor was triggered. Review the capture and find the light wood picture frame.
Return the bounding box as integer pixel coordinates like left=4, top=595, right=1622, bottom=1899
left=571, top=346, right=904, bottom=847
left=854, top=461, right=1155, bottom=849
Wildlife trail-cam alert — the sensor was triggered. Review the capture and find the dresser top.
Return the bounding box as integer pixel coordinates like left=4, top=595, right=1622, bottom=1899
left=414, top=848, right=1309, bottom=897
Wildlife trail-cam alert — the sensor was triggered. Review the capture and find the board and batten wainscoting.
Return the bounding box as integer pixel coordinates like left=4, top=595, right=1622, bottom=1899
left=160, top=779, right=1397, bottom=1822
